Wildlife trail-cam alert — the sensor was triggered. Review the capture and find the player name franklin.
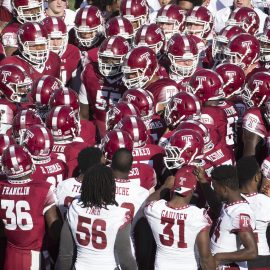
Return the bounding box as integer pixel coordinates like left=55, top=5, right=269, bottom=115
left=2, top=186, right=30, bottom=195
left=161, top=210, right=187, bottom=220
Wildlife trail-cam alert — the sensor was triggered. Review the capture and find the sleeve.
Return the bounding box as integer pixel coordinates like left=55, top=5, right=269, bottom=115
left=43, top=188, right=56, bottom=215
left=242, top=111, right=266, bottom=138
left=231, top=212, right=253, bottom=233
left=140, top=165, right=157, bottom=191
left=214, top=8, right=230, bottom=33
left=199, top=209, right=212, bottom=233
left=79, top=69, right=89, bottom=105
left=144, top=200, right=157, bottom=217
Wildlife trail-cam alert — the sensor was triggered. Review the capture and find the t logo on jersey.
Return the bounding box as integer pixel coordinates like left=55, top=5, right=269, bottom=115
left=1, top=71, right=11, bottom=83
left=181, top=135, right=193, bottom=146
left=225, top=71, right=236, bottom=82
left=196, top=76, right=206, bottom=89
left=253, top=80, right=263, bottom=89
left=240, top=214, right=251, bottom=229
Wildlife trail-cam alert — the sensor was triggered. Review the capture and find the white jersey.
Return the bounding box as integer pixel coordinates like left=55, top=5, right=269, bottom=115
left=242, top=193, right=270, bottom=256
left=144, top=200, right=211, bottom=270
left=211, top=200, right=255, bottom=269
left=56, top=177, right=82, bottom=218
left=68, top=198, right=130, bottom=270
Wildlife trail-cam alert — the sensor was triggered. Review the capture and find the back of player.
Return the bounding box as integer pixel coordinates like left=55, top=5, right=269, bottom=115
left=145, top=199, right=210, bottom=270
left=67, top=198, right=129, bottom=269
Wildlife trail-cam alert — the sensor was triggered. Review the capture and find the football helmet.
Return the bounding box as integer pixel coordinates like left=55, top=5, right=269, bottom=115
left=167, top=34, right=199, bottom=78
left=188, top=69, right=225, bottom=102
left=258, top=29, right=270, bottom=62
left=155, top=4, right=186, bottom=41
left=12, top=109, right=44, bottom=143
left=120, top=0, right=149, bottom=32
left=164, top=129, right=204, bottom=169
left=121, top=88, right=154, bottom=121
left=215, top=63, right=245, bottom=99
left=22, top=124, right=54, bottom=160
left=106, top=101, right=140, bottom=131
left=2, top=145, right=34, bottom=179
left=31, top=75, right=62, bottom=109
left=224, top=33, right=260, bottom=69
left=0, top=99, right=16, bottom=134
left=0, top=135, right=16, bottom=166
left=45, top=106, right=80, bottom=141
left=74, top=6, right=104, bottom=48
left=264, top=15, right=270, bottom=33
left=41, top=16, right=68, bottom=57
left=0, top=64, right=32, bottom=102
left=164, top=92, right=201, bottom=129
left=122, top=46, right=158, bottom=88
left=226, top=7, right=259, bottom=35
left=98, top=36, right=130, bottom=77
left=18, top=22, right=49, bottom=65
left=116, top=116, right=148, bottom=147
left=133, top=24, right=165, bottom=55
left=212, top=25, right=245, bottom=62
left=101, top=129, right=133, bottom=162
left=185, top=6, right=213, bottom=39
left=105, top=16, right=134, bottom=41
left=242, top=71, right=270, bottom=108
left=12, top=0, right=44, bottom=24
left=49, top=87, right=79, bottom=114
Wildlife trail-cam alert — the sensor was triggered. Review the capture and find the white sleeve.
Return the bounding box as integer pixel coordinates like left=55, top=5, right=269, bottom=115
left=214, top=8, right=231, bottom=33
left=79, top=81, right=89, bottom=104
left=146, top=0, right=161, bottom=12
left=254, top=8, right=267, bottom=34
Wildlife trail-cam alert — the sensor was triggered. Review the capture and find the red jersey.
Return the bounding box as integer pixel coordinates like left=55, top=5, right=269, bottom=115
left=86, top=47, right=99, bottom=63
left=80, top=119, right=96, bottom=146
left=79, top=62, right=127, bottom=137
left=60, top=44, right=81, bottom=85
left=0, top=52, right=61, bottom=81
left=1, top=22, right=20, bottom=49
left=0, top=6, right=13, bottom=22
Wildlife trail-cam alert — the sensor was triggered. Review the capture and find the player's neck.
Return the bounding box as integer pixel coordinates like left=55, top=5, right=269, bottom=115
left=113, top=170, right=129, bottom=180
left=145, top=74, right=159, bottom=88
left=226, top=191, right=243, bottom=205
left=168, top=196, right=189, bottom=208
left=240, top=184, right=257, bottom=195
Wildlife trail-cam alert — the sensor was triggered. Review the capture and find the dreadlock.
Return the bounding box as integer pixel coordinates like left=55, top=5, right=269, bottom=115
left=80, top=164, right=118, bottom=209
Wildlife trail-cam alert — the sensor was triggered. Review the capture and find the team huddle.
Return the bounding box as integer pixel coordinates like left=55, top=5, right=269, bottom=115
left=1, top=0, right=270, bottom=269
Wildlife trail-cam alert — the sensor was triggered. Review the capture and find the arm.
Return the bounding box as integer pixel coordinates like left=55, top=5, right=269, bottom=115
left=214, top=230, right=258, bottom=264
left=242, top=129, right=261, bottom=157
left=114, top=223, right=137, bottom=270
left=55, top=219, right=76, bottom=270
left=79, top=102, right=89, bottom=120
left=196, top=228, right=216, bottom=270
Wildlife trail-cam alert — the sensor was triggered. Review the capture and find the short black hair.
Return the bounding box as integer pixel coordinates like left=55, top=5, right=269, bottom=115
left=111, top=148, right=133, bottom=173
left=77, top=147, right=103, bottom=174
left=236, top=156, right=260, bottom=188
left=81, top=164, right=118, bottom=208
left=211, top=165, right=239, bottom=190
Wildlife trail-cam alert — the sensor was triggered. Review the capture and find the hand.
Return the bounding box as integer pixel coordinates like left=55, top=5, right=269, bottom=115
left=163, top=175, right=175, bottom=189
left=193, top=167, right=208, bottom=184
left=261, top=184, right=270, bottom=197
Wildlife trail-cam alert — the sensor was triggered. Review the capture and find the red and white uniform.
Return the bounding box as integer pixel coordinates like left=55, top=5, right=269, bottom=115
left=56, top=177, right=82, bottom=218
left=0, top=52, right=61, bottom=81
left=144, top=200, right=212, bottom=270
left=31, top=157, right=68, bottom=189
left=217, top=101, right=238, bottom=148
left=0, top=178, right=55, bottom=270
left=67, top=198, right=131, bottom=270
left=242, top=193, right=270, bottom=256
left=145, top=115, right=167, bottom=144
left=1, top=22, right=20, bottom=49
left=211, top=200, right=255, bottom=269
left=60, top=44, right=81, bottom=85
left=79, top=62, right=127, bottom=137
left=80, top=119, right=96, bottom=146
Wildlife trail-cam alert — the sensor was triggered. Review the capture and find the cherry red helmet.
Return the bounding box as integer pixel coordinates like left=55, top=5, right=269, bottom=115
left=12, top=0, right=44, bottom=24
left=215, top=63, right=245, bottom=99
left=133, top=24, right=165, bottom=55
left=258, top=29, right=270, bottom=62
left=106, top=101, right=140, bottom=131
left=101, top=129, right=133, bottom=162
left=0, top=99, right=16, bottom=134
left=0, top=64, right=32, bottom=102
left=98, top=36, right=130, bottom=77
left=22, top=124, right=54, bottom=160
left=49, top=87, right=79, bottom=114
left=12, top=109, right=44, bottom=143
left=74, top=6, right=104, bottom=48
left=45, top=106, right=80, bottom=141
left=164, top=129, right=204, bottom=169
left=105, top=16, right=134, bottom=41
left=212, top=25, right=245, bottom=62
left=122, top=46, right=158, bottom=88
left=18, top=22, right=49, bottom=65
left=185, top=6, right=213, bottom=39
left=164, top=92, right=201, bottom=129
left=41, top=16, right=68, bottom=56
left=0, top=135, right=16, bottom=166
left=167, top=34, right=199, bottom=78
left=116, top=116, right=148, bottom=147
left=242, top=71, right=270, bottom=108
left=121, top=88, right=154, bottom=120
left=120, top=0, right=149, bottom=32
left=224, top=33, right=260, bottom=69
left=2, top=145, right=34, bottom=179
left=188, top=69, right=225, bottom=102
left=226, top=7, right=260, bottom=35
left=156, top=4, right=186, bottom=41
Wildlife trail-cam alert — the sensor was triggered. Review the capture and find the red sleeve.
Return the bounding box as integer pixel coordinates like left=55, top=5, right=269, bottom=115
left=43, top=188, right=56, bottom=214
left=140, top=164, right=157, bottom=190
